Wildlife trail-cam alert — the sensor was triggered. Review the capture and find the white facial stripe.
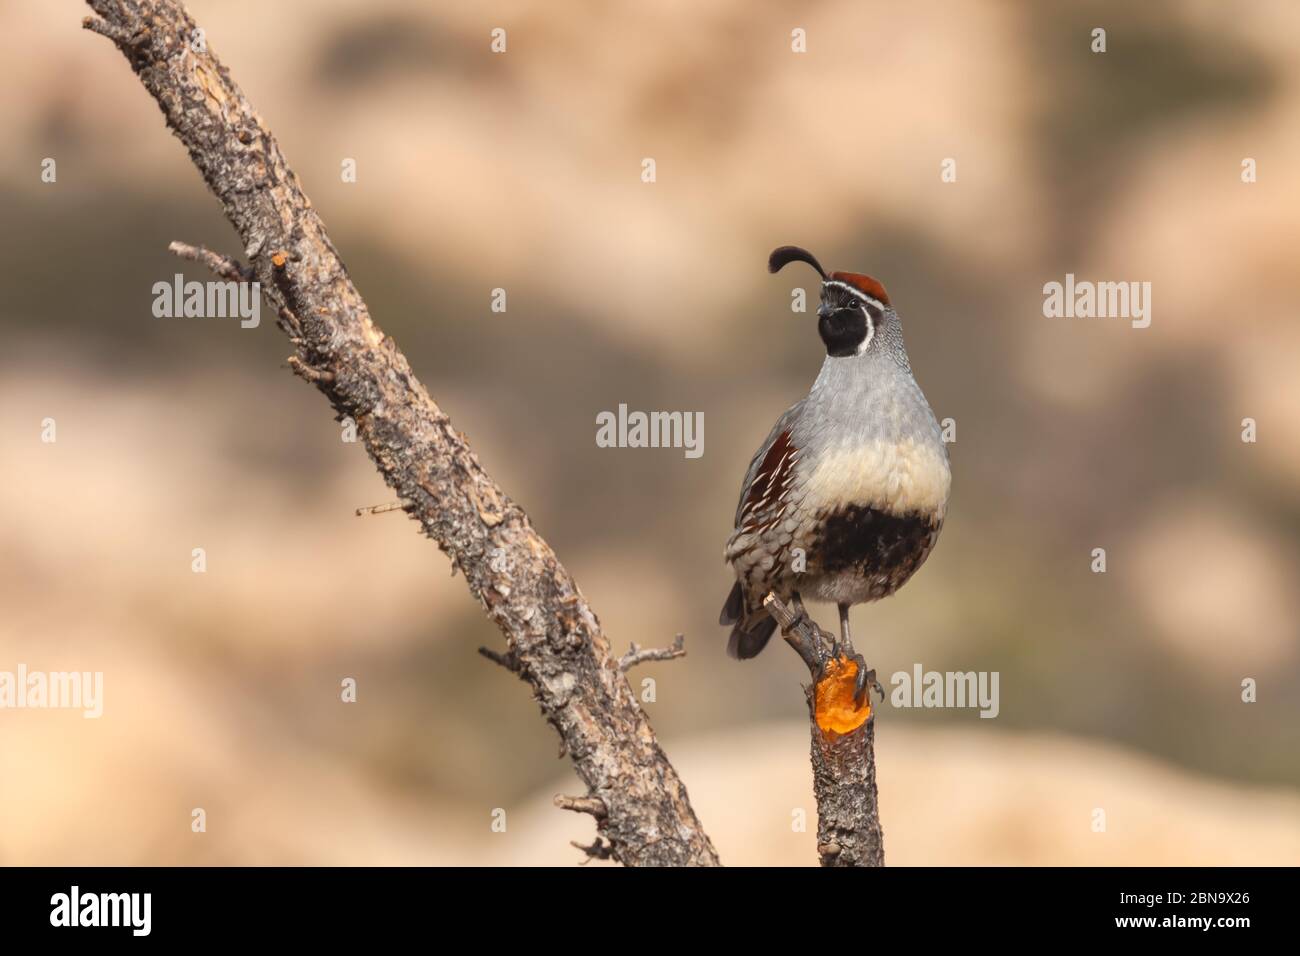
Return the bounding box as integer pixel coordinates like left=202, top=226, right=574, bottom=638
left=824, top=280, right=885, bottom=313
left=855, top=319, right=875, bottom=355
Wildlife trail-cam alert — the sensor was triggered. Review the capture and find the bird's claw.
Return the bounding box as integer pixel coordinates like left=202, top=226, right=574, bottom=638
left=850, top=653, right=885, bottom=709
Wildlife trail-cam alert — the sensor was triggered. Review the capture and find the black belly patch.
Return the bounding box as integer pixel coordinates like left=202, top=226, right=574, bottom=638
left=814, top=505, right=939, bottom=587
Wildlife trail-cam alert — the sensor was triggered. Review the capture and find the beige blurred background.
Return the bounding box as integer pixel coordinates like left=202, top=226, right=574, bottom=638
left=1, top=0, right=1298, bottom=865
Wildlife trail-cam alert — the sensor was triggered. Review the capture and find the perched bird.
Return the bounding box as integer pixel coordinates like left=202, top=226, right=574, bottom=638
left=720, top=245, right=950, bottom=696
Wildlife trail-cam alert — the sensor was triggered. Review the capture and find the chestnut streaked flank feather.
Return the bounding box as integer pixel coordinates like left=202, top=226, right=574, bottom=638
left=738, top=430, right=799, bottom=532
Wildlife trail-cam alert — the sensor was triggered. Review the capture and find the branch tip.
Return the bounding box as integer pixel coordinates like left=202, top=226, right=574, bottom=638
left=571, top=838, right=613, bottom=863
left=81, top=16, right=129, bottom=45
left=355, top=500, right=410, bottom=517
left=477, top=646, right=521, bottom=674
left=169, top=240, right=254, bottom=282
left=619, top=633, right=686, bottom=671
left=765, top=592, right=829, bottom=676
left=83, top=11, right=150, bottom=55
left=286, top=355, right=335, bottom=385
left=554, top=794, right=607, bottom=819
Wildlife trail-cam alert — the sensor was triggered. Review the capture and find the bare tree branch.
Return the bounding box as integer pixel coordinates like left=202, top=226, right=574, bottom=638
left=765, top=594, right=885, bottom=867
left=84, top=0, right=719, bottom=867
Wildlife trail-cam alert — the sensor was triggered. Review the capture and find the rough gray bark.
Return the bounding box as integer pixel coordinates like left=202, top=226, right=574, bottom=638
left=83, top=0, right=719, bottom=867
left=766, top=595, right=885, bottom=867
left=806, top=703, right=885, bottom=866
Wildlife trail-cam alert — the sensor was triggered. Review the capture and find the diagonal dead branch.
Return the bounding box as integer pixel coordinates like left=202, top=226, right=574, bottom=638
left=84, top=0, right=718, bottom=867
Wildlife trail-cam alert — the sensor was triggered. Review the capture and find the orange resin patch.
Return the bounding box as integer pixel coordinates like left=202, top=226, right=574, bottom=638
left=814, top=657, right=872, bottom=735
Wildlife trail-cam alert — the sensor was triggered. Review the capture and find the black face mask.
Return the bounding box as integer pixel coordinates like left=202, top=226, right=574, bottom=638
left=818, top=305, right=868, bottom=356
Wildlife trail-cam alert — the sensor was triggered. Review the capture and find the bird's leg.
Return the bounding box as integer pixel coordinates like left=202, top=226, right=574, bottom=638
left=835, top=603, right=850, bottom=660
left=840, top=603, right=884, bottom=707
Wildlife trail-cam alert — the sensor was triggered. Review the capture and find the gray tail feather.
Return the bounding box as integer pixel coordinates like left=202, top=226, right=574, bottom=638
left=721, top=581, right=777, bottom=658
left=726, top=615, right=778, bottom=660
left=719, top=581, right=744, bottom=626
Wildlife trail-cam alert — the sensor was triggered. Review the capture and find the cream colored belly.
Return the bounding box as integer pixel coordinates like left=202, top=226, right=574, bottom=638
left=802, top=437, right=951, bottom=520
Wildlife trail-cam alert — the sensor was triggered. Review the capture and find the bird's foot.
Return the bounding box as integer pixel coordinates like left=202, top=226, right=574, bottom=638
left=849, top=652, right=885, bottom=709
left=811, top=650, right=877, bottom=735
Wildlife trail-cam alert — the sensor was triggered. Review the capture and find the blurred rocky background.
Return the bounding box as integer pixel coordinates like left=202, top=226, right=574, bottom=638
left=1, top=0, right=1297, bottom=864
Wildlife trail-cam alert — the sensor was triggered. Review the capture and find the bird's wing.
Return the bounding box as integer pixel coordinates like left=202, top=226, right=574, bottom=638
left=733, top=401, right=805, bottom=531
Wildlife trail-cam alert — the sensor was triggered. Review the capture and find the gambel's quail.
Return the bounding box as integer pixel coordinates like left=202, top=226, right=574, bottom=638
left=720, top=246, right=951, bottom=697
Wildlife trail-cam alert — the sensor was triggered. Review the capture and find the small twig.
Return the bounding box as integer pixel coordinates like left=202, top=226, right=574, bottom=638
left=81, top=15, right=148, bottom=52
left=554, top=794, right=608, bottom=819
left=355, top=500, right=410, bottom=517
left=619, top=633, right=686, bottom=671
left=277, top=305, right=304, bottom=339
left=286, top=355, right=335, bottom=385
left=477, top=646, right=521, bottom=674
left=81, top=16, right=127, bottom=43
left=168, top=240, right=256, bottom=282
left=571, top=838, right=614, bottom=863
